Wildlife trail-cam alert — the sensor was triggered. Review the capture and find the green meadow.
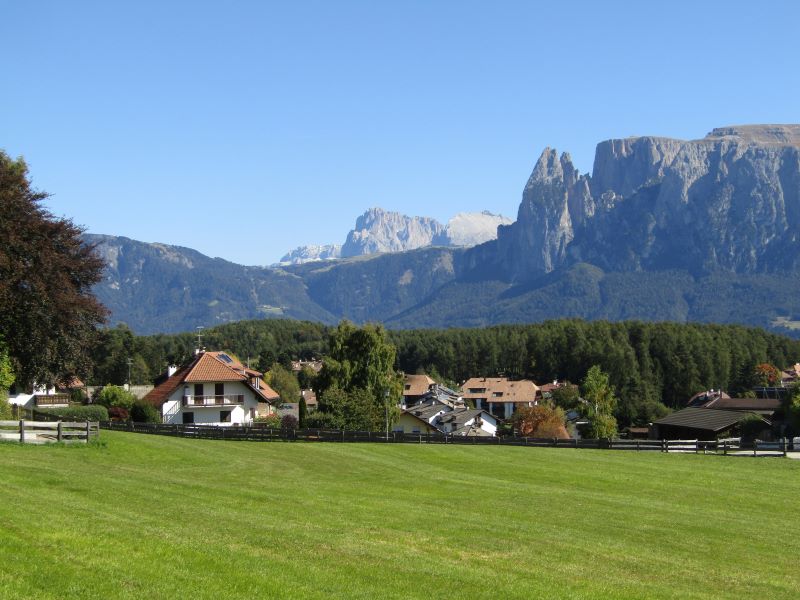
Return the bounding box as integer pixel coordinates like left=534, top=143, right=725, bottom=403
left=1, top=431, right=798, bottom=599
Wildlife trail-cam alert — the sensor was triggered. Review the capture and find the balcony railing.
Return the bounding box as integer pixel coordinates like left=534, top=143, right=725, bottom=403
left=182, top=395, right=244, bottom=407
left=34, top=394, right=71, bottom=407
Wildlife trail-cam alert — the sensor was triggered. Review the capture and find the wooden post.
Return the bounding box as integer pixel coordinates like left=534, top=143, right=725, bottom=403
left=783, top=437, right=787, bottom=457
left=85, top=420, right=90, bottom=443
left=753, top=440, right=758, bottom=457
left=662, top=439, right=667, bottom=453
left=723, top=441, right=728, bottom=456
left=19, top=419, right=24, bottom=443
left=57, top=421, right=63, bottom=442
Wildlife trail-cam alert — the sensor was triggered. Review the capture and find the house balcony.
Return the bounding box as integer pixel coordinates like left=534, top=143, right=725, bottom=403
left=182, top=395, right=244, bottom=407
left=34, top=394, right=70, bottom=407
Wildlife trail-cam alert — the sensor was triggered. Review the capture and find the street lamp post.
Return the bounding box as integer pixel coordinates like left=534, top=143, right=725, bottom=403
left=384, top=389, right=390, bottom=440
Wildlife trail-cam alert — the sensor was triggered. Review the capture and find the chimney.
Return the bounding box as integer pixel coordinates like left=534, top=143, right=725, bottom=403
left=167, top=365, right=177, bottom=377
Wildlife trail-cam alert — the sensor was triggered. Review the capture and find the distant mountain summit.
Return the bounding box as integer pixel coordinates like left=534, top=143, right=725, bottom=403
left=279, top=244, right=342, bottom=265
left=341, top=208, right=446, bottom=257
left=279, top=208, right=511, bottom=264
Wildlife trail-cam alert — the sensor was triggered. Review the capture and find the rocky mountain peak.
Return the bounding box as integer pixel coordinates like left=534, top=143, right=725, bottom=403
left=491, top=124, right=800, bottom=280
left=340, top=208, right=446, bottom=258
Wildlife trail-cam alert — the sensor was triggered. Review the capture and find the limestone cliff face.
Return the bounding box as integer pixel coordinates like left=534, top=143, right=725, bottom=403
left=340, top=208, right=446, bottom=258
left=493, top=148, right=592, bottom=280
left=338, top=207, right=511, bottom=258
left=494, top=125, right=800, bottom=280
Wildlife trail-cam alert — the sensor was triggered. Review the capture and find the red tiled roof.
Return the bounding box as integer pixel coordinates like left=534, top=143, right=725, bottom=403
left=461, top=378, right=538, bottom=403
left=142, top=363, right=194, bottom=407
left=185, top=353, right=247, bottom=382
left=257, top=380, right=280, bottom=402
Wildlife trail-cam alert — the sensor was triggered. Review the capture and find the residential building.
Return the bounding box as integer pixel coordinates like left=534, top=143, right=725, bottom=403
left=395, top=399, right=497, bottom=436
left=460, top=377, right=539, bottom=419
left=402, top=374, right=437, bottom=406
left=436, top=409, right=497, bottom=437
left=8, top=377, right=84, bottom=411
left=143, top=351, right=279, bottom=425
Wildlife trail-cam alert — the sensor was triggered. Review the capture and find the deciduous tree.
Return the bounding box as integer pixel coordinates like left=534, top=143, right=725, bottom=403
left=0, top=152, right=107, bottom=387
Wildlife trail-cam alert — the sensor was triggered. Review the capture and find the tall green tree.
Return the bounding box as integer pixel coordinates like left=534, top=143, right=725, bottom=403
left=315, top=321, right=402, bottom=429
left=581, top=365, right=619, bottom=438
left=0, top=152, right=107, bottom=387
left=266, top=363, right=301, bottom=404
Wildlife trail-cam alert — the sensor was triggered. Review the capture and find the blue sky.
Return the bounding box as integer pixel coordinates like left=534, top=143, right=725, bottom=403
left=2, top=1, right=798, bottom=265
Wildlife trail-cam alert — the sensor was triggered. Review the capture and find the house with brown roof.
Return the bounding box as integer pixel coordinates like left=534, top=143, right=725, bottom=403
left=402, top=374, right=437, bottom=405
left=460, top=377, right=539, bottom=419
left=143, top=351, right=280, bottom=425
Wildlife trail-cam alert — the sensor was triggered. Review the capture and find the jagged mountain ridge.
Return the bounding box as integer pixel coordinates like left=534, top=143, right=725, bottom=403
left=279, top=208, right=511, bottom=264
left=486, top=125, right=800, bottom=281
left=86, top=125, right=800, bottom=336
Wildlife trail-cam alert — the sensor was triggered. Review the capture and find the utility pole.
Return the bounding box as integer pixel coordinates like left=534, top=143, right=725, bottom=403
left=126, top=358, right=133, bottom=389
left=195, top=326, right=204, bottom=351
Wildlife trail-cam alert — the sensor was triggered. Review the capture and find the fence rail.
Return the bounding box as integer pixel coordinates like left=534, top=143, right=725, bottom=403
left=0, top=420, right=100, bottom=444
left=99, top=422, right=794, bottom=456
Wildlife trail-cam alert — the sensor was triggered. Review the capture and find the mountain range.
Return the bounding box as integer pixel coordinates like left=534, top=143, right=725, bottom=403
left=85, top=124, right=800, bottom=336
left=278, top=208, right=512, bottom=264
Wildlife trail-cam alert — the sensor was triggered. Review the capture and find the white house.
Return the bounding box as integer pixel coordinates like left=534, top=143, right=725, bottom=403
left=395, top=399, right=497, bottom=437
left=143, top=351, right=279, bottom=425
left=8, top=378, right=84, bottom=411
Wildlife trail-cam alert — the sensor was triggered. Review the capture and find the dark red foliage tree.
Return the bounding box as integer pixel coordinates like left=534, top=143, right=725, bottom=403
left=0, top=152, right=107, bottom=387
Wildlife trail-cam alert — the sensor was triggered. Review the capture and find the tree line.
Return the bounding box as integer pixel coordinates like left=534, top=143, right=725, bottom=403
left=80, top=318, right=800, bottom=428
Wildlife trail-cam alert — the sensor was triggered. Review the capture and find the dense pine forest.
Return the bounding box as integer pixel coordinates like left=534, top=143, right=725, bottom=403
left=88, top=319, right=800, bottom=428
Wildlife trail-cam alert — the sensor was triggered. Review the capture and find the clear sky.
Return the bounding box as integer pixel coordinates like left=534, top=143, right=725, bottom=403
left=2, top=1, right=798, bottom=265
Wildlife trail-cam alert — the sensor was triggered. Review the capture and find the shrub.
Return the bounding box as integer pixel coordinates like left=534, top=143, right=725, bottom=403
left=304, top=411, right=337, bottom=429
left=95, top=385, right=137, bottom=410
left=255, top=413, right=281, bottom=428
left=281, top=414, right=298, bottom=433
left=130, top=400, right=161, bottom=423
left=107, top=406, right=129, bottom=421
left=38, top=405, right=109, bottom=421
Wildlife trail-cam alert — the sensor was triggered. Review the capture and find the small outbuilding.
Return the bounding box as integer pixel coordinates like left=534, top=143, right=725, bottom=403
left=650, top=407, right=769, bottom=440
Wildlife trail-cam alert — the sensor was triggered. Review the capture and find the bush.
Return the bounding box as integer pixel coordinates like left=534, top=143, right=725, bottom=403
left=130, top=400, right=161, bottom=423
left=108, top=406, right=129, bottom=421
left=38, top=405, right=109, bottom=421
left=304, top=411, right=337, bottom=429
left=94, top=385, right=137, bottom=410
left=281, top=414, right=298, bottom=433
left=254, top=413, right=281, bottom=428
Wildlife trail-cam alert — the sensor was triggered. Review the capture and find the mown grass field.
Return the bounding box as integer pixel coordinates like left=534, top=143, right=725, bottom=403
left=1, top=431, right=799, bottom=599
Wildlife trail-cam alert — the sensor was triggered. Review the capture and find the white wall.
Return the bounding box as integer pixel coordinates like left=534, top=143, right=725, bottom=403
left=162, top=380, right=260, bottom=425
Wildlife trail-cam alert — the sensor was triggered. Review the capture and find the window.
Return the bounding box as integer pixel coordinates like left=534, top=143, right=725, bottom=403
left=194, top=383, right=203, bottom=397
left=468, top=388, right=486, bottom=394
left=215, top=383, right=224, bottom=396
left=220, top=410, right=231, bottom=423
left=492, top=391, right=503, bottom=397
left=182, top=412, right=194, bottom=424
left=404, top=384, right=411, bottom=390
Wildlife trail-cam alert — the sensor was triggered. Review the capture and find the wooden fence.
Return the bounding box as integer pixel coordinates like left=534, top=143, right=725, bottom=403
left=99, top=422, right=794, bottom=456
left=0, top=420, right=100, bottom=444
